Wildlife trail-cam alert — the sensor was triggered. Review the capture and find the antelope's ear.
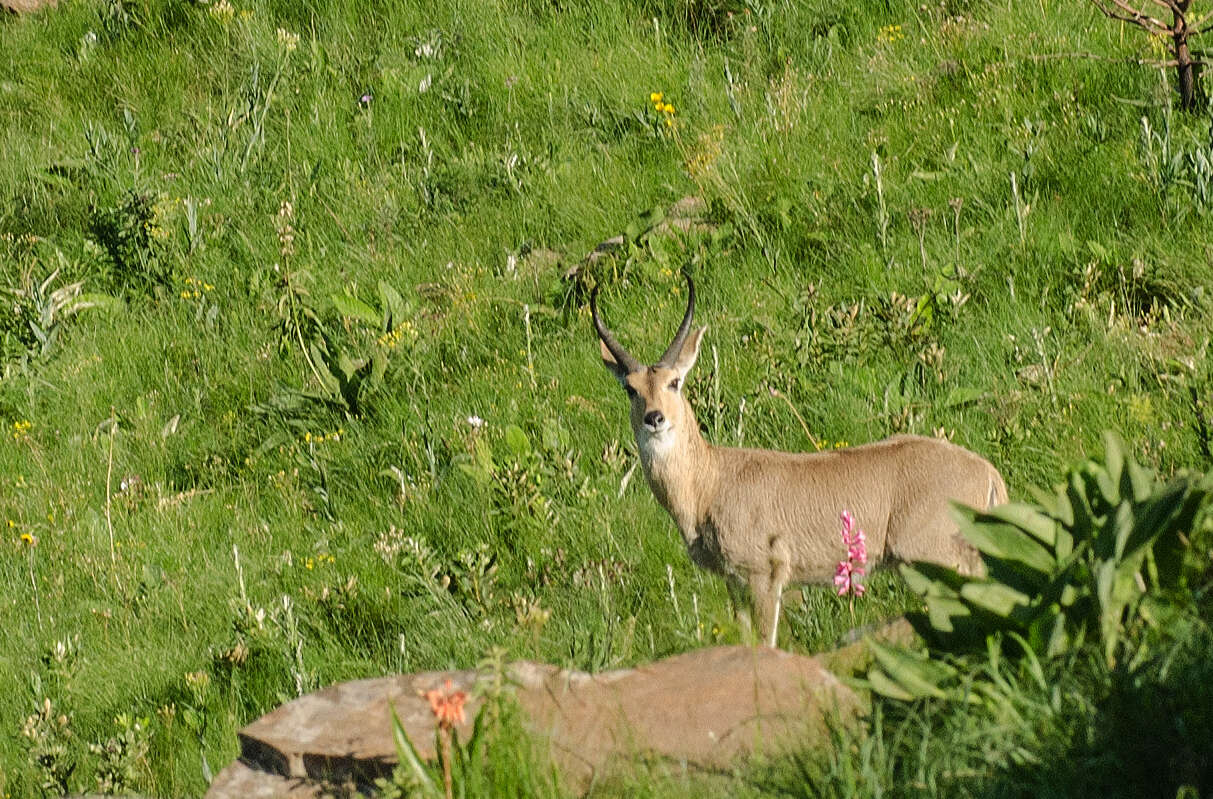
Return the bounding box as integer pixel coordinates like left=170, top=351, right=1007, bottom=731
left=669, top=325, right=707, bottom=380
left=600, top=340, right=631, bottom=385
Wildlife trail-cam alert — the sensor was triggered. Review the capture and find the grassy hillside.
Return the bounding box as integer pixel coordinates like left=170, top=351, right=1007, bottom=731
left=1, top=0, right=1211, bottom=795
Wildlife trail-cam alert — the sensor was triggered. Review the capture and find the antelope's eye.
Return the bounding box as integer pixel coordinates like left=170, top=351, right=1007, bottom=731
left=668, top=378, right=681, bottom=391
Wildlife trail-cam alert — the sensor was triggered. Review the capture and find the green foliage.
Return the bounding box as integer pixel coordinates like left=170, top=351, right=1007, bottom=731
left=88, top=713, right=151, bottom=795
left=311, top=281, right=413, bottom=416
left=377, top=674, right=560, bottom=799
left=89, top=190, right=175, bottom=296
left=1, top=0, right=1212, bottom=795
left=868, top=432, right=1213, bottom=703
left=19, top=697, right=75, bottom=797
left=1138, top=111, right=1213, bottom=219
left=0, top=263, right=118, bottom=368
left=381, top=704, right=440, bottom=798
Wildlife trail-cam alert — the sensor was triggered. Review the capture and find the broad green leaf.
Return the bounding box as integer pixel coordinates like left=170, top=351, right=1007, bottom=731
left=866, top=667, right=918, bottom=702
left=336, top=351, right=368, bottom=381
left=1110, top=558, right=1144, bottom=606
left=1028, top=485, right=1070, bottom=526
left=1089, top=467, right=1118, bottom=511
left=923, top=594, right=973, bottom=634
left=1123, top=479, right=1202, bottom=560
left=1110, top=501, right=1135, bottom=560
left=952, top=507, right=1056, bottom=574
left=331, top=292, right=380, bottom=325
left=627, top=206, right=665, bottom=243
left=308, top=343, right=340, bottom=393
left=867, top=639, right=954, bottom=699
left=370, top=349, right=387, bottom=387
left=959, top=581, right=1032, bottom=621
left=1103, top=431, right=1125, bottom=492
left=980, top=503, right=1060, bottom=548
left=1094, top=559, right=1117, bottom=612
left=1093, top=559, right=1128, bottom=666
left=388, top=704, right=440, bottom=797
left=983, top=557, right=1050, bottom=596
left=378, top=281, right=407, bottom=328
left=1066, top=473, right=1096, bottom=540
left=899, top=562, right=964, bottom=597
left=1124, top=457, right=1154, bottom=503
left=504, top=424, right=531, bottom=456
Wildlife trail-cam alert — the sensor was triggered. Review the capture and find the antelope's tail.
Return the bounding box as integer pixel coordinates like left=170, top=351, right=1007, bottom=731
left=986, top=465, right=1009, bottom=509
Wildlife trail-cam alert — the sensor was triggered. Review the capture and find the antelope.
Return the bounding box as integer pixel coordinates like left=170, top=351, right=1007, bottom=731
left=591, top=276, right=1007, bottom=647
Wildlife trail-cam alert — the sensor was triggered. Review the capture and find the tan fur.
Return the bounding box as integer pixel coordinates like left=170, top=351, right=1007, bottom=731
left=599, top=325, right=1006, bottom=648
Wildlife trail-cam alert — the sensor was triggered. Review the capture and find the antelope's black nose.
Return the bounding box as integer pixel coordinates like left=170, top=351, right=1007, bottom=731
left=644, top=410, right=665, bottom=428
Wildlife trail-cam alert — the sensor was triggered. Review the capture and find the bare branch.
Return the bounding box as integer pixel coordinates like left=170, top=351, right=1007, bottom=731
left=1025, top=51, right=1209, bottom=67
left=1143, top=0, right=1177, bottom=12
left=1090, top=0, right=1169, bottom=32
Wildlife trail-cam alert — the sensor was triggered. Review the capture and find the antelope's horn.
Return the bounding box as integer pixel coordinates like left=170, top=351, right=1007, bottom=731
left=591, top=285, right=642, bottom=373
left=656, top=274, right=696, bottom=366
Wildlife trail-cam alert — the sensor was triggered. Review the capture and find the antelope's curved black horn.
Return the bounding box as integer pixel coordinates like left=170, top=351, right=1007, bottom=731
left=591, top=285, right=642, bottom=373
left=656, top=274, right=696, bottom=366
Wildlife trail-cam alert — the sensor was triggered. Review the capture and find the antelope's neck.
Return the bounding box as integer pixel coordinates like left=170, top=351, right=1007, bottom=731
left=636, top=412, right=716, bottom=536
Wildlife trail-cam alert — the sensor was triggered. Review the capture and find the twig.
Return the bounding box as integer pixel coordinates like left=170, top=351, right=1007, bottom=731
left=1025, top=51, right=1209, bottom=68
left=155, top=487, right=215, bottom=510
left=523, top=304, right=537, bottom=392
left=770, top=389, right=823, bottom=451
left=28, top=547, right=41, bottom=629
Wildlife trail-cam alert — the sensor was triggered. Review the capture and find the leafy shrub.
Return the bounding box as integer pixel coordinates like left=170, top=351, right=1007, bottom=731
left=868, top=432, right=1213, bottom=702
left=89, top=191, right=174, bottom=296
left=1, top=266, right=117, bottom=367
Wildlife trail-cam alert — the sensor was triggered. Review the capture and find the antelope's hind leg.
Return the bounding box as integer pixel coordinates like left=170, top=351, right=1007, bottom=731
left=751, top=537, right=792, bottom=648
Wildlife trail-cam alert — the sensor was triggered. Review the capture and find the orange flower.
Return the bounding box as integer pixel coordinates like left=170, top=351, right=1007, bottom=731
left=423, top=679, right=468, bottom=729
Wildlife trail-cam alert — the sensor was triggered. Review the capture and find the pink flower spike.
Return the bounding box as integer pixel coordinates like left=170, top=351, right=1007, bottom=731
left=837, top=510, right=868, bottom=599
left=834, top=561, right=851, bottom=594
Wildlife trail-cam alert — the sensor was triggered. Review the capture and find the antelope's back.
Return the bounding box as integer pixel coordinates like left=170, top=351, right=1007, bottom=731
left=886, top=434, right=1004, bottom=513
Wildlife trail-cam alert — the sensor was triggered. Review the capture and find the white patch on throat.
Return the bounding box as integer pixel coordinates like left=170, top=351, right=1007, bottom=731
left=637, top=427, right=678, bottom=464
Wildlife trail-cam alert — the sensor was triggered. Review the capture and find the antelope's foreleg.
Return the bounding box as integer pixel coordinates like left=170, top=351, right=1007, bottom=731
left=726, top=576, right=754, bottom=641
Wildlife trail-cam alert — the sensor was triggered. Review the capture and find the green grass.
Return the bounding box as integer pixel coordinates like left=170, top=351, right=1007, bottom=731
left=1, top=0, right=1212, bottom=795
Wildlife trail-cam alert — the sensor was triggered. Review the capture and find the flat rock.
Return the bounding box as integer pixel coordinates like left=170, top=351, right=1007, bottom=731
left=207, top=645, right=859, bottom=797
left=1, top=0, right=55, bottom=12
